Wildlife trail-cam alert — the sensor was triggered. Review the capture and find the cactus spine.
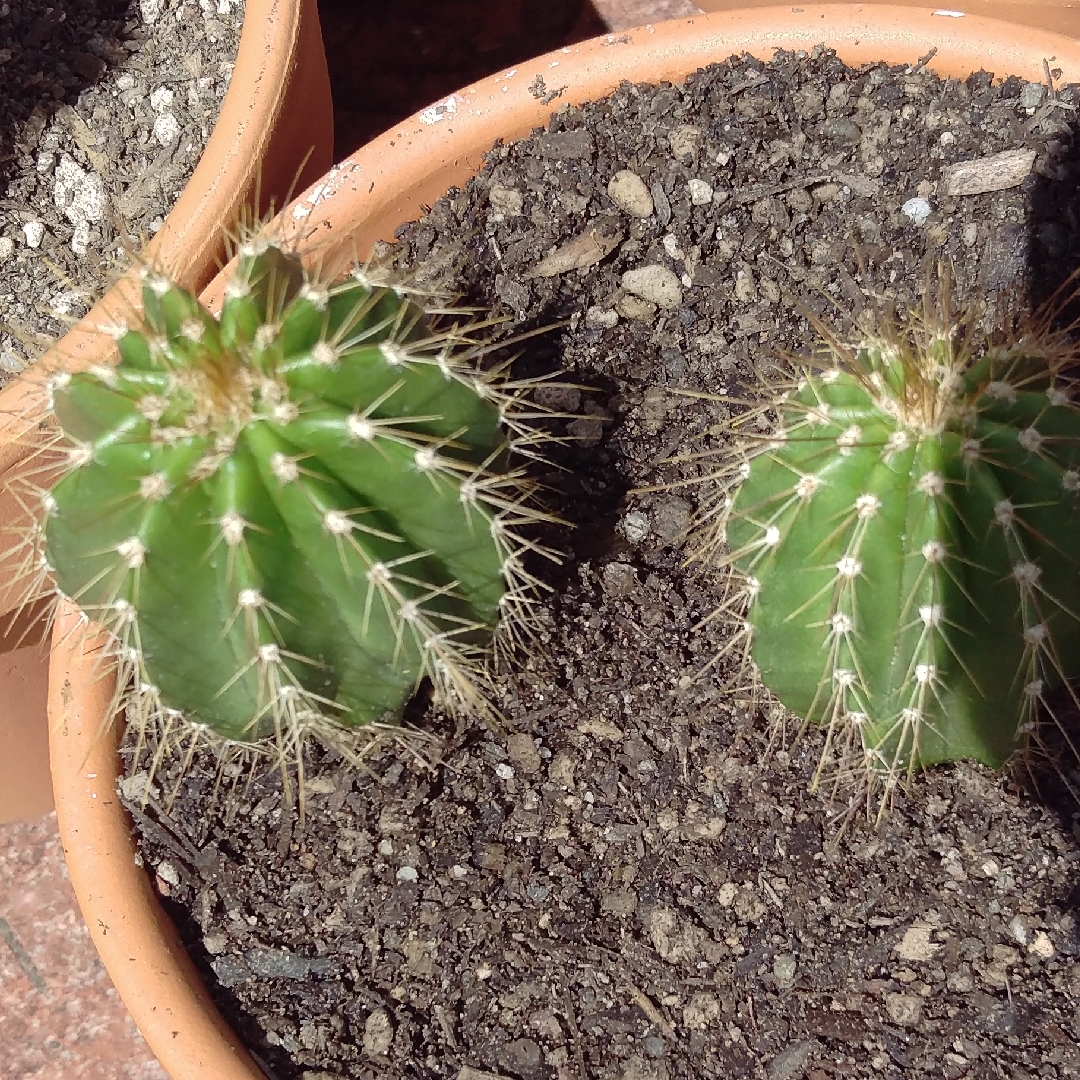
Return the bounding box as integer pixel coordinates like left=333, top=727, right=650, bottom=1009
left=701, top=283, right=1080, bottom=809
left=29, top=238, right=552, bottom=752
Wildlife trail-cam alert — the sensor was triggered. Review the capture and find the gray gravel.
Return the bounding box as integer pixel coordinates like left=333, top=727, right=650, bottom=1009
left=0, top=0, right=242, bottom=379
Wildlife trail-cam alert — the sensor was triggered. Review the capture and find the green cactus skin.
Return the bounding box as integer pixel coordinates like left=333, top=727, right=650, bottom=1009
left=707, top=293, right=1080, bottom=802
left=36, top=240, right=549, bottom=746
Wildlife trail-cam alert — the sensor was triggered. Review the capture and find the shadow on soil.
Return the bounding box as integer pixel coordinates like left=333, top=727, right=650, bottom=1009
left=1019, top=107, right=1080, bottom=852
left=0, top=0, right=136, bottom=194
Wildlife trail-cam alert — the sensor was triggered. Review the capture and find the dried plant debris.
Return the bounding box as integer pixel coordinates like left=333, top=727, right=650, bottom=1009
left=0, top=0, right=242, bottom=376
left=127, top=49, right=1080, bottom=1080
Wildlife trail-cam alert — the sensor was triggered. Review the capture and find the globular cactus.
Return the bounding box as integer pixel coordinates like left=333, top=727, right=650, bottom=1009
left=28, top=238, right=552, bottom=752
left=700, top=282, right=1080, bottom=811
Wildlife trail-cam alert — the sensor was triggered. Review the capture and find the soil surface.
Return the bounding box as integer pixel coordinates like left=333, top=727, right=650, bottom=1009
left=0, top=0, right=242, bottom=379
left=125, top=49, right=1080, bottom=1080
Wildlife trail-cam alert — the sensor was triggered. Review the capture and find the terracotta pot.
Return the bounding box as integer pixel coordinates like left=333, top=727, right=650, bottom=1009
left=48, top=8, right=1080, bottom=1079
left=0, top=0, right=333, bottom=825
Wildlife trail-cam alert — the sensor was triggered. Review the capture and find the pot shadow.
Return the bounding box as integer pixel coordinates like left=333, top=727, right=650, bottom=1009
left=0, top=0, right=136, bottom=193
left=317, top=0, right=609, bottom=158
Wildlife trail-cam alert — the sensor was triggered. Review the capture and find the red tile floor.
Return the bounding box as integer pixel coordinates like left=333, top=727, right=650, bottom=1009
left=0, top=817, right=169, bottom=1080
left=0, top=1, right=701, bottom=1077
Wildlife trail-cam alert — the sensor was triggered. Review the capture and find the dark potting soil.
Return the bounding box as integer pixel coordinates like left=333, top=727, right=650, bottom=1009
left=0, top=0, right=242, bottom=380
left=123, top=48, right=1080, bottom=1080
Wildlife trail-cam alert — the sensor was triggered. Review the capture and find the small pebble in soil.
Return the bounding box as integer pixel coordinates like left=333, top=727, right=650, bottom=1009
left=901, top=195, right=933, bottom=225
left=621, top=264, right=684, bottom=309
left=607, top=169, right=655, bottom=217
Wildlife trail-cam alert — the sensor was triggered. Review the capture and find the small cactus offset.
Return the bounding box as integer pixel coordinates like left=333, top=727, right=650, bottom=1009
left=701, top=281, right=1080, bottom=810
left=30, top=238, right=552, bottom=751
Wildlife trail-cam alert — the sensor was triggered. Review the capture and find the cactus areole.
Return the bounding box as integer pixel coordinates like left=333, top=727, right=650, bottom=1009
left=44, top=242, right=531, bottom=743
left=723, top=302, right=1080, bottom=779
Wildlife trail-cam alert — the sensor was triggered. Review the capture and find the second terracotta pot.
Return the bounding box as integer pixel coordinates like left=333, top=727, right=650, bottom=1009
left=49, top=7, right=1080, bottom=1079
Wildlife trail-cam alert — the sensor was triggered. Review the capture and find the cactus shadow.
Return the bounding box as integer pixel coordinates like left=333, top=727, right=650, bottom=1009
left=500, top=323, right=633, bottom=581
left=0, top=0, right=137, bottom=195
left=1013, top=684, right=1080, bottom=836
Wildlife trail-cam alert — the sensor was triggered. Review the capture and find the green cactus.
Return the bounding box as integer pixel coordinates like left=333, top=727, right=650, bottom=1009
left=700, top=284, right=1080, bottom=809
left=32, top=238, right=551, bottom=749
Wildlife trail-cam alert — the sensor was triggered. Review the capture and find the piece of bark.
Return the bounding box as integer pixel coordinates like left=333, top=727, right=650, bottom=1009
left=527, top=217, right=623, bottom=278
left=940, top=148, right=1036, bottom=197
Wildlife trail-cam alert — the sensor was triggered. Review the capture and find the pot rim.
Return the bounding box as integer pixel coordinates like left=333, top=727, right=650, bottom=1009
left=50, top=8, right=1080, bottom=1080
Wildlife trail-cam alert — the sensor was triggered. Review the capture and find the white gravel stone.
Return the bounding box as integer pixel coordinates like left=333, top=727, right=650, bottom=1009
left=495, top=762, right=515, bottom=780
left=1028, top=931, right=1055, bottom=959
left=621, top=264, right=683, bottom=309
left=772, top=954, right=797, bottom=987
left=1009, top=915, right=1029, bottom=945
left=363, top=1008, right=394, bottom=1056
left=901, top=197, right=932, bottom=226
left=53, top=154, right=106, bottom=228
left=884, top=991, right=923, bottom=1026
left=621, top=511, right=651, bottom=544
left=153, top=112, right=182, bottom=146
left=71, top=223, right=91, bottom=257
left=0, top=237, right=14, bottom=261
left=53, top=155, right=106, bottom=255
left=584, top=306, right=618, bottom=329
left=50, top=291, right=82, bottom=316
left=140, top=0, right=164, bottom=23
left=1019, top=82, right=1046, bottom=109
left=688, top=178, right=714, bottom=206
left=156, top=860, right=180, bottom=886
left=150, top=86, right=175, bottom=112
left=662, top=233, right=684, bottom=260
left=395, top=865, right=418, bottom=882
left=616, top=294, right=657, bottom=321
left=22, top=221, right=45, bottom=249
left=668, top=123, right=703, bottom=160
left=607, top=170, right=654, bottom=217
left=488, top=183, right=523, bottom=217
left=895, top=923, right=941, bottom=961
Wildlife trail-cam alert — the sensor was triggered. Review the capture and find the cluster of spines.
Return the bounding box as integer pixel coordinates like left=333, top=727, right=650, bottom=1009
left=694, top=288, right=1080, bottom=817
left=8, top=235, right=563, bottom=770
